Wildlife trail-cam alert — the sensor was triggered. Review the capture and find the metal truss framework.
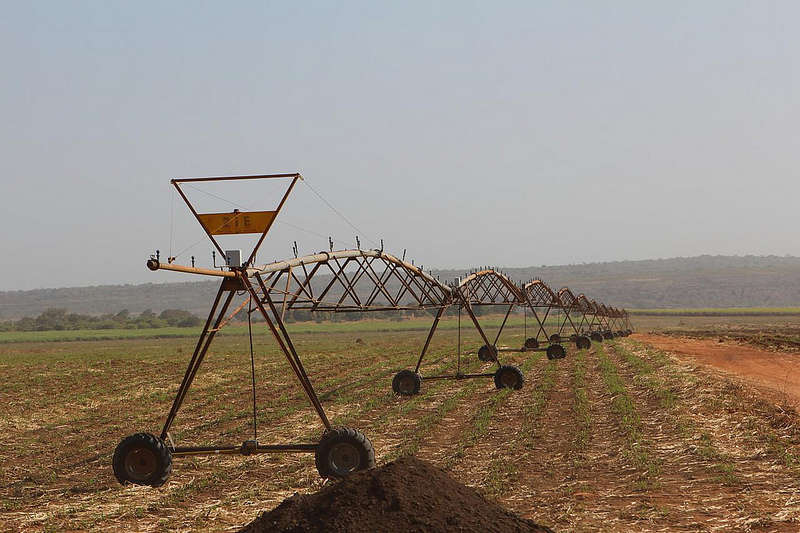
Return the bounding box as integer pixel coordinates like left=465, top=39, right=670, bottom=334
left=153, top=248, right=453, bottom=459
left=117, top=172, right=634, bottom=487
left=556, top=287, right=585, bottom=337
left=403, top=270, right=570, bottom=396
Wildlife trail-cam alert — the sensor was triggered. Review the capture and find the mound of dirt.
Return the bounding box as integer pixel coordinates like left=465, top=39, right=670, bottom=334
left=239, top=456, right=553, bottom=533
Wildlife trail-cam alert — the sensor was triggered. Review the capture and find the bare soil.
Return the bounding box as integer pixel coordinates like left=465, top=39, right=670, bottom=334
left=4, top=330, right=800, bottom=531
left=635, top=333, right=800, bottom=406
left=239, top=456, right=552, bottom=533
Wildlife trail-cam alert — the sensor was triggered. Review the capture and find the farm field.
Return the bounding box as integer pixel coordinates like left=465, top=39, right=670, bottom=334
left=2, top=322, right=800, bottom=531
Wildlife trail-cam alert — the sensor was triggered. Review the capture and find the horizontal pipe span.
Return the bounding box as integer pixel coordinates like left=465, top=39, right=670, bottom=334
left=172, top=173, right=300, bottom=183
left=147, top=260, right=237, bottom=278
left=172, top=443, right=318, bottom=457
left=422, top=372, right=495, bottom=381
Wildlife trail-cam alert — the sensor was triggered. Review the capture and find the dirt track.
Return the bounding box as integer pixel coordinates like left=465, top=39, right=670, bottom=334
left=635, top=333, right=800, bottom=406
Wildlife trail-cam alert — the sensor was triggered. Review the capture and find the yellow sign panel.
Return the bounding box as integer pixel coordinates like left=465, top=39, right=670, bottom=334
left=197, top=210, right=276, bottom=235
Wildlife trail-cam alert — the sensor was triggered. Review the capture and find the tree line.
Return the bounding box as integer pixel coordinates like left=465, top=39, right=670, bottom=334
left=0, top=308, right=203, bottom=332
left=0, top=305, right=503, bottom=332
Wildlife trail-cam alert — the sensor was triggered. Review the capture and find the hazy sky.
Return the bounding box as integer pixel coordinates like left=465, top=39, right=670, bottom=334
left=1, top=1, right=798, bottom=291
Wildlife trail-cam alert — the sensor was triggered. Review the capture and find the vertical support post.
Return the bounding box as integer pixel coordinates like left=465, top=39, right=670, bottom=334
left=492, top=304, right=514, bottom=346
left=462, top=301, right=499, bottom=367
left=244, top=273, right=331, bottom=430
left=161, top=281, right=235, bottom=439
left=414, top=306, right=446, bottom=373
left=247, top=300, right=258, bottom=441
left=456, top=305, right=462, bottom=375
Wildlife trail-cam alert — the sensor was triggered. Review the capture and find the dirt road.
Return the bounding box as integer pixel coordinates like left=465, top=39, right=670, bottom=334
left=635, top=333, right=800, bottom=405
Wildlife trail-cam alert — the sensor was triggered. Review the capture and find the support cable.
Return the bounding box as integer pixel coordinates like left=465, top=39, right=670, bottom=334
left=457, top=306, right=462, bottom=375
left=248, top=299, right=258, bottom=441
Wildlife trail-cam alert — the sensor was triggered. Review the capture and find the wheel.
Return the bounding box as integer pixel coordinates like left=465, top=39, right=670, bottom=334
left=549, top=333, right=562, bottom=344
left=569, top=334, right=578, bottom=342
left=546, top=343, right=566, bottom=360
left=112, top=432, right=172, bottom=487
left=603, top=331, right=614, bottom=340
left=590, top=332, right=604, bottom=343
left=493, top=365, right=524, bottom=390
left=523, top=337, right=539, bottom=350
left=315, top=427, right=375, bottom=478
left=478, top=344, right=498, bottom=362
left=575, top=335, right=591, bottom=350
left=392, top=369, right=421, bottom=396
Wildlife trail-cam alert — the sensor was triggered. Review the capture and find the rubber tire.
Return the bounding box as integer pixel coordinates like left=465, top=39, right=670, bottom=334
left=315, top=427, right=375, bottom=479
left=591, top=332, right=604, bottom=343
left=493, top=365, right=524, bottom=390
left=549, top=333, right=562, bottom=344
left=112, top=432, right=172, bottom=487
left=523, top=337, right=539, bottom=350
left=392, top=370, right=422, bottom=396
left=546, top=343, right=566, bottom=360
left=478, top=344, right=498, bottom=362
left=575, top=336, right=591, bottom=350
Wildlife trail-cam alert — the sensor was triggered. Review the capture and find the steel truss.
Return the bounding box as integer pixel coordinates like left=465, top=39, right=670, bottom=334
left=593, top=301, right=616, bottom=340
left=150, top=248, right=452, bottom=464
left=523, top=280, right=590, bottom=350
left=116, top=172, right=634, bottom=488
left=548, top=287, right=593, bottom=349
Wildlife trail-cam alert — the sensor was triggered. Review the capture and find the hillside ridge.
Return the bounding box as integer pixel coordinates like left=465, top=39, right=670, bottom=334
left=2, top=254, right=799, bottom=318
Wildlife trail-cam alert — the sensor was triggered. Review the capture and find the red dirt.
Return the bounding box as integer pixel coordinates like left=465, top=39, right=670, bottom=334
left=238, top=456, right=553, bottom=533
left=635, top=333, right=800, bottom=405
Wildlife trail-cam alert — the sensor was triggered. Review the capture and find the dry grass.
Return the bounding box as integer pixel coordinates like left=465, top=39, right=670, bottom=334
left=2, top=325, right=800, bottom=531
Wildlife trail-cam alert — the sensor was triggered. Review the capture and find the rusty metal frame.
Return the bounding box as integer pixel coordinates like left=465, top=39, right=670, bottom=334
left=152, top=246, right=454, bottom=458
left=553, top=287, right=593, bottom=343
left=138, top=172, right=633, bottom=462
left=396, top=269, right=528, bottom=387
left=592, top=300, right=615, bottom=339
left=575, top=294, right=600, bottom=336
left=170, top=173, right=301, bottom=267
left=522, top=279, right=577, bottom=345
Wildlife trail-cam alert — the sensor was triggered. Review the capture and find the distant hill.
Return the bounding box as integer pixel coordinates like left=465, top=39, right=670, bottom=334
left=1, top=255, right=799, bottom=319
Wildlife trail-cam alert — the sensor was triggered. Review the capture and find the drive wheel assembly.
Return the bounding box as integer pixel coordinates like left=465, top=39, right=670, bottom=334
left=392, top=369, right=422, bottom=396
left=549, top=333, right=562, bottom=344
left=603, top=331, right=614, bottom=340
left=546, top=343, right=566, bottom=360
left=315, top=427, right=375, bottom=478
left=493, top=365, right=524, bottom=390
left=478, top=344, right=498, bottom=362
left=523, top=337, right=539, bottom=350
left=575, top=335, right=591, bottom=350
left=112, top=432, right=172, bottom=487
left=591, top=332, right=604, bottom=343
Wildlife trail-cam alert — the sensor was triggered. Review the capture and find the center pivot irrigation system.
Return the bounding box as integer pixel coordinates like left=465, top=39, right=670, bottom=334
left=112, top=173, right=633, bottom=488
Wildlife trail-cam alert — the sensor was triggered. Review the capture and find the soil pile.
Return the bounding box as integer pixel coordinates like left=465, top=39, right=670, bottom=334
left=239, top=456, right=553, bottom=533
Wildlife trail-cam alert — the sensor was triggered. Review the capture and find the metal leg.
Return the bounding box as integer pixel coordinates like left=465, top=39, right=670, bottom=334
left=414, top=306, right=446, bottom=373
left=161, top=281, right=235, bottom=439
left=457, top=306, right=462, bottom=375
left=492, top=304, right=514, bottom=346
left=463, top=303, right=500, bottom=368
left=245, top=274, right=331, bottom=430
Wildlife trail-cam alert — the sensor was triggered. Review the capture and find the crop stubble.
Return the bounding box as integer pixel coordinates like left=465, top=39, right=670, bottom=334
left=2, top=325, right=800, bottom=531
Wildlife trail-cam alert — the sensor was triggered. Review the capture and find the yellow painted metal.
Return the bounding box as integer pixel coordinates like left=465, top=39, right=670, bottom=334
left=197, top=210, right=276, bottom=235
